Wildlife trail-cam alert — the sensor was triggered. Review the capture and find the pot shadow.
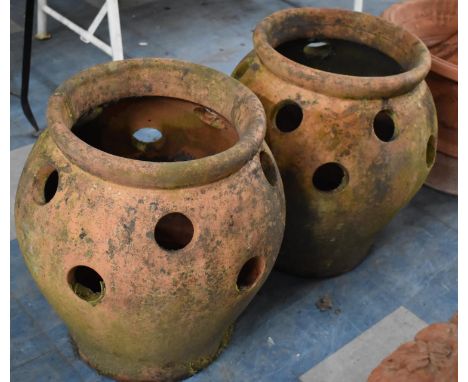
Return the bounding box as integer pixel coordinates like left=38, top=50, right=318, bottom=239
left=240, top=269, right=319, bottom=328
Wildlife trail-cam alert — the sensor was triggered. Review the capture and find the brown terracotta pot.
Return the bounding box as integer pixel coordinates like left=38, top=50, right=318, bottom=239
left=382, top=0, right=458, bottom=195
left=368, top=313, right=458, bottom=382
left=15, top=58, right=285, bottom=381
left=233, top=8, right=436, bottom=277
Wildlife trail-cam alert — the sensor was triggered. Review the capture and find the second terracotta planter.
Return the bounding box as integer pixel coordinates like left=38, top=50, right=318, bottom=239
left=233, top=8, right=436, bottom=277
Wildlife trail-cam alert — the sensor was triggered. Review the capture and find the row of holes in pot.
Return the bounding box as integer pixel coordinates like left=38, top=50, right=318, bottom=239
left=276, top=101, right=437, bottom=192
left=35, top=105, right=435, bottom=302
left=67, top=254, right=265, bottom=305
left=35, top=152, right=277, bottom=304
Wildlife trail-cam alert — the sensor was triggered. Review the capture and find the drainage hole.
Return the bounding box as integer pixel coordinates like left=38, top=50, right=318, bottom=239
left=373, top=110, right=397, bottom=142
left=68, top=266, right=105, bottom=305
left=312, top=162, right=348, bottom=192
left=259, top=151, right=277, bottom=186
left=237, top=256, right=265, bottom=291
left=33, top=165, right=59, bottom=205
left=426, top=135, right=436, bottom=167
left=275, top=101, right=303, bottom=133
left=154, top=212, right=194, bottom=250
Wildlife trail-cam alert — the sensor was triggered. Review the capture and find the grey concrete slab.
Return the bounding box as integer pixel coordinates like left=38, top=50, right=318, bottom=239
left=361, top=0, right=399, bottom=15
left=411, top=186, right=458, bottom=231
left=299, top=307, right=427, bottom=382
left=10, top=19, right=22, bottom=34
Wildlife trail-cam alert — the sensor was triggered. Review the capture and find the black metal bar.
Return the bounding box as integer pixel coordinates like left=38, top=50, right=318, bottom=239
left=21, top=0, right=40, bottom=133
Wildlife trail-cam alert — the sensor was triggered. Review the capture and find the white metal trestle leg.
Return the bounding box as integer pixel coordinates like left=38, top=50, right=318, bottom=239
left=36, top=0, right=50, bottom=40
left=353, top=0, right=364, bottom=12
left=35, top=0, right=124, bottom=61
left=106, top=0, right=124, bottom=60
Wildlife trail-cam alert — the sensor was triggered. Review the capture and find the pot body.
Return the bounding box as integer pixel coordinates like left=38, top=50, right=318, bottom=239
left=426, top=72, right=457, bottom=158
left=382, top=0, right=458, bottom=194
left=15, top=59, right=285, bottom=381
left=233, top=9, right=437, bottom=277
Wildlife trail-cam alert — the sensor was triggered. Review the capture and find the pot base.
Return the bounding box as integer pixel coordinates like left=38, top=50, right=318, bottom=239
left=74, top=325, right=234, bottom=382
left=275, top=230, right=374, bottom=278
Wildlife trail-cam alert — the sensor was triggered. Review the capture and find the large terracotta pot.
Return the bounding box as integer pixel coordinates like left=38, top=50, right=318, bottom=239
left=15, top=59, right=285, bottom=381
left=382, top=0, right=458, bottom=195
left=233, top=8, right=436, bottom=277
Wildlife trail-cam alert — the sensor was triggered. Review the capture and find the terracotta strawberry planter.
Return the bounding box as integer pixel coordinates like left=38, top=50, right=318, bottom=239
left=233, top=8, right=436, bottom=277
left=382, top=0, right=458, bottom=195
left=15, top=59, right=285, bottom=381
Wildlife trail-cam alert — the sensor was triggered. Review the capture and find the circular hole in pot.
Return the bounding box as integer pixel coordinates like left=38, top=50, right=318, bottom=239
left=44, top=170, right=59, bottom=203
left=131, top=127, right=164, bottom=154
left=259, top=151, right=277, bottom=186
left=154, top=213, right=194, bottom=251
left=426, top=135, right=436, bottom=167
left=68, top=266, right=105, bottom=305
left=312, top=162, right=348, bottom=192
left=303, top=41, right=332, bottom=58
left=373, top=110, right=397, bottom=142
left=274, top=101, right=303, bottom=132
left=71, top=96, right=239, bottom=162
left=132, top=127, right=163, bottom=144
left=33, top=166, right=59, bottom=205
left=236, top=256, right=265, bottom=291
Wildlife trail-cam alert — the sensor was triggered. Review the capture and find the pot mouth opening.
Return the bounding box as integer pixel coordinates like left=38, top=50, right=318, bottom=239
left=71, top=96, right=239, bottom=163
left=275, top=38, right=404, bottom=77
left=48, top=58, right=266, bottom=189
left=253, top=8, right=431, bottom=98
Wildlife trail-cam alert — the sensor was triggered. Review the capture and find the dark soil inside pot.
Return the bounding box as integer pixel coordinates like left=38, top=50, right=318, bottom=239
left=72, top=96, right=239, bottom=162
left=275, top=38, right=404, bottom=76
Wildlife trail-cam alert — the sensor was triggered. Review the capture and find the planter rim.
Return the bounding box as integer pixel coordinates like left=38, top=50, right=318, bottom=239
left=432, top=56, right=457, bottom=82
left=47, top=58, right=266, bottom=189
left=381, top=0, right=458, bottom=82
left=253, top=7, right=432, bottom=99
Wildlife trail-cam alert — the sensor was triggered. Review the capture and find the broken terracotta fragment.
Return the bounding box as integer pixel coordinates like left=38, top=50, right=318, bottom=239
left=15, top=58, right=285, bottom=381
left=233, top=8, right=436, bottom=277
left=368, top=313, right=458, bottom=382
left=382, top=0, right=458, bottom=195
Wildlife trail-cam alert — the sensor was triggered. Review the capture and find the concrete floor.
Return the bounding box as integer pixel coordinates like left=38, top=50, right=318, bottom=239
left=10, top=0, right=457, bottom=381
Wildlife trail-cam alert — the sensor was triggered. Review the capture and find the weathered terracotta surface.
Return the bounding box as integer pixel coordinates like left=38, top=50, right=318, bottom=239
left=368, top=313, right=458, bottom=382
left=15, top=58, right=285, bottom=381
left=382, top=0, right=458, bottom=195
left=233, top=8, right=436, bottom=277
